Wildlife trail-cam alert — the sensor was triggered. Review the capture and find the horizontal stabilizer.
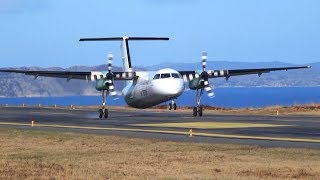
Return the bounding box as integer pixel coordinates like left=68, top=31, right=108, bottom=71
left=79, top=37, right=169, bottom=41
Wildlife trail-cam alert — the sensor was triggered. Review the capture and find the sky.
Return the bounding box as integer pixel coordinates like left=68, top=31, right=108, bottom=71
left=0, top=0, right=319, bottom=68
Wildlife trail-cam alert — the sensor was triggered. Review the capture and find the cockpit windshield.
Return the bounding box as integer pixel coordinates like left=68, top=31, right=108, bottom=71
left=160, top=73, right=171, bottom=79
left=171, top=73, right=180, bottom=78
left=153, top=74, right=160, bottom=79
left=153, top=73, right=182, bottom=79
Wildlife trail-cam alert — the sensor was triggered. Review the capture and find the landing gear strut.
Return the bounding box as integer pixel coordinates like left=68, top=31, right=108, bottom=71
left=99, top=90, right=109, bottom=119
left=193, top=89, right=204, bottom=117
left=169, top=99, right=177, bottom=110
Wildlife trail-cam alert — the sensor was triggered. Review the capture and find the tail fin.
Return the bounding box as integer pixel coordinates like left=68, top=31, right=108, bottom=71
left=80, top=36, right=169, bottom=73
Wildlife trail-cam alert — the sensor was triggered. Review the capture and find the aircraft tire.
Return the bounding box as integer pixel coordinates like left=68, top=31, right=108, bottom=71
left=98, top=109, right=103, bottom=119
left=198, top=106, right=203, bottom=117
left=173, top=103, right=177, bottom=110
left=193, top=107, right=197, bottom=116
left=169, top=103, right=172, bottom=110
left=104, top=109, right=108, bottom=118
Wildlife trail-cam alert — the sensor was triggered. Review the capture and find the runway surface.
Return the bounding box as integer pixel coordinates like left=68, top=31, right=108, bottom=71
left=0, top=107, right=319, bottom=148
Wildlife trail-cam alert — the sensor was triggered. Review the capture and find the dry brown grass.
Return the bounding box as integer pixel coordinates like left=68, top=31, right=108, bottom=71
left=0, top=129, right=320, bottom=179
left=150, top=104, right=320, bottom=116
left=209, top=104, right=320, bottom=116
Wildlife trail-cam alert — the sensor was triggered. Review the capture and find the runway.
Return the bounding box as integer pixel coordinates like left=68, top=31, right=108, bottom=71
left=0, top=107, right=319, bottom=148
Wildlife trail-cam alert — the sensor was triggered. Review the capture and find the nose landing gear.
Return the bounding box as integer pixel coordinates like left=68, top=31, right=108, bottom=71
left=169, top=99, right=177, bottom=110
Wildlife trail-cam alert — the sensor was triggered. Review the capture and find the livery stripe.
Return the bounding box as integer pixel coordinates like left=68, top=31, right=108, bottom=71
left=188, top=74, right=194, bottom=80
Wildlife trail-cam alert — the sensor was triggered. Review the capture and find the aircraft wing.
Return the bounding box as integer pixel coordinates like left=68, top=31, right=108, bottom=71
left=0, top=66, right=310, bottom=81
left=179, top=66, right=311, bottom=81
left=0, top=69, right=137, bottom=81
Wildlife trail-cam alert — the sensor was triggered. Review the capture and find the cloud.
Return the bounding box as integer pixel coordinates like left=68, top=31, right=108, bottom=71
left=0, top=0, right=51, bottom=14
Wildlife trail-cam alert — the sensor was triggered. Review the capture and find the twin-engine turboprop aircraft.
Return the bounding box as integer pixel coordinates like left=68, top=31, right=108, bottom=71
left=0, top=36, right=311, bottom=118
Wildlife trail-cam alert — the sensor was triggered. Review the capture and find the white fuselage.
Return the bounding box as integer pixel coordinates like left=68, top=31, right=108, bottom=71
left=121, top=68, right=185, bottom=109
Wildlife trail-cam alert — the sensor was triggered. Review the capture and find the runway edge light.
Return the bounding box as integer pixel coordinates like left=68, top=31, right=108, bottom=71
left=31, top=120, right=35, bottom=127
left=189, top=129, right=193, bottom=137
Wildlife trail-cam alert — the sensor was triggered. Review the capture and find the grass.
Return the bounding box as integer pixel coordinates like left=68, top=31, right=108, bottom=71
left=152, top=104, right=320, bottom=116
left=206, top=104, right=320, bottom=116
left=0, top=128, right=320, bottom=179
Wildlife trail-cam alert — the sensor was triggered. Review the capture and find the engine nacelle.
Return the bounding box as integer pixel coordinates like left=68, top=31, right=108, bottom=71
left=189, top=77, right=204, bottom=90
left=189, top=71, right=210, bottom=90
left=95, top=79, right=112, bottom=91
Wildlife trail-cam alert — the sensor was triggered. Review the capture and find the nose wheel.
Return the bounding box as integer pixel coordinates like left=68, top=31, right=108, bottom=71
left=169, top=99, right=177, bottom=110
left=193, top=89, right=204, bottom=117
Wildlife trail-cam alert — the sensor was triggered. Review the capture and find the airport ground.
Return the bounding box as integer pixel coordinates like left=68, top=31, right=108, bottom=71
left=0, top=106, right=320, bottom=179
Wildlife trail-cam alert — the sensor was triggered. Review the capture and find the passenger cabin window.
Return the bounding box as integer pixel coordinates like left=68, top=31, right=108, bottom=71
left=171, top=73, right=180, bottom=78
left=160, top=73, right=171, bottom=79
left=153, top=74, right=160, bottom=79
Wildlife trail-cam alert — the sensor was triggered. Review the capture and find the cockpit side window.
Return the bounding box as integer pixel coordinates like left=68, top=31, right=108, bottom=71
left=160, top=73, right=171, bottom=79
left=171, top=73, right=181, bottom=78
left=153, top=74, right=160, bottom=79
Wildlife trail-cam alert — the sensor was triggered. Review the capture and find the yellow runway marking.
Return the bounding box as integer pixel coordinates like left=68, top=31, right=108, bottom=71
left=0, top=122, right=319, bottom=143
left=275, top=119, right=320, bottom=123
left=132, top=122, right=290, bottom=129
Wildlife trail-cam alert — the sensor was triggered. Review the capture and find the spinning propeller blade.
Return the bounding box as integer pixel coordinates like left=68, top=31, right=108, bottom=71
left=202, top=51, right=207, bottom=71
left=200, top=51, right=215, bottom=98
left=107, top=53, right=117, bottom=96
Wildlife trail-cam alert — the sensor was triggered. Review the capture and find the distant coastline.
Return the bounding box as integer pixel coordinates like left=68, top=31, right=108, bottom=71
left=0, top=87, right=319, bottom=108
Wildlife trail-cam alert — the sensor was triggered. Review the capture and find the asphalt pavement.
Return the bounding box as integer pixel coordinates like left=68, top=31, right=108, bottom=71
left=0, top=107, right=319, bottom=148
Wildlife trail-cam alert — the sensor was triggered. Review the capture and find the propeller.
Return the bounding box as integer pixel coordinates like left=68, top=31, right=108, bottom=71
left=200, top=51, right=215, bottom=98
left=106, top=53, right=117, bottom=96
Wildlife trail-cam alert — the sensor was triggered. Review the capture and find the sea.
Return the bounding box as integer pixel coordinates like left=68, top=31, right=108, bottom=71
left=0, top=87, right=319, bottom=108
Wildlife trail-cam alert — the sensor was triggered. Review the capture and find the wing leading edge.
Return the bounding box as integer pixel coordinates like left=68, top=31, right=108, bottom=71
left=0, top=66, right=310, bottom=82
left=179, top=66, right=311, bottom=81
left=0, top=69, right=137, bottom=81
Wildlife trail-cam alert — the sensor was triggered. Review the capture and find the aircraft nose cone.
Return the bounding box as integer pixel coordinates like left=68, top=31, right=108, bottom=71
left=153, top=79, right=185, bottom=97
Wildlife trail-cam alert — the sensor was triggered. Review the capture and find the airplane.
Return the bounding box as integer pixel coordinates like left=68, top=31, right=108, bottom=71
left=0, top=36, right=311, bottom=118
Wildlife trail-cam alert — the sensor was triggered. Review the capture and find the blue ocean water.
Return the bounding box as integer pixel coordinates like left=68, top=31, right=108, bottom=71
left=0, top=87, right=319, bottom=108
left=180, top=87, right=320, bottom=108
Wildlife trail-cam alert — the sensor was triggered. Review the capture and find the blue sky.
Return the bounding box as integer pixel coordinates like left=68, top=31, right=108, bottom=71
left=0, top=0, right=319, bottom=68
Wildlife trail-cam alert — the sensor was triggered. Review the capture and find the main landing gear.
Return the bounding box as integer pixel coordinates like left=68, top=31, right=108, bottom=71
left=99, top=90, right=109, bottom=119
left=193, top=89, right=204, bottom=117
left=169, top=99, right=177, bottom=110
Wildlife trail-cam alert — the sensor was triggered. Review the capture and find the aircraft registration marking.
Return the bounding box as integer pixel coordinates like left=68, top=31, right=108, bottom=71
left=0, top=122, right=319, bottom=143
